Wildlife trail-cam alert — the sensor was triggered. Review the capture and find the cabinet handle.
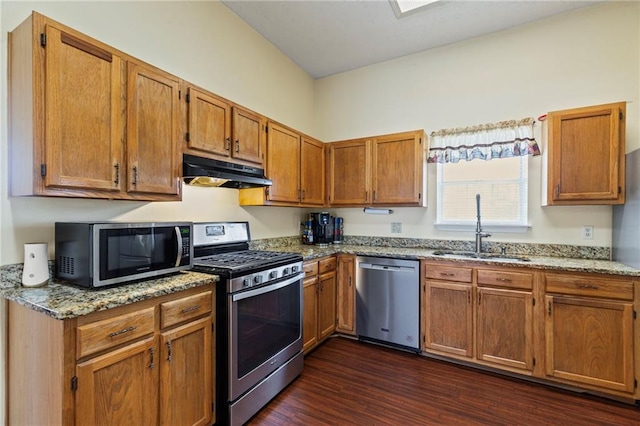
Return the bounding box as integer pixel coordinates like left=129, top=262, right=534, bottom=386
left=467, top=290, right=471, bottom=304
left=555, top=184, right=560, bottom=198
left=235, top=140, right=240, bottom=153
left=496, top=277, right=512, bottom=283
left=302, top=189, right=306, bottom=200
left=577, top=284, right=599, bottom=290
left=349, top=276, right=352, bottom=287
left=548, top=301, right=552, bottom=316
left=108, top=326, right=136, bottom=338
left=225, top=137, right=231, bottom=151
left=148, top=347, right=155, bottom=369
left=114, top=163, right=120, bottom=185
left=132, top=166, right=139, bottom=186
left=440, top=272, right=455, bottom=277
left=181, top=305, right=200, bottom=314
left=478, top=292, right=481, bottom=305
left=298, top=189, right=302, bottom=200
left=166, top=340, right=172, bottom=363
left=373, top=190, right=376, bottom=201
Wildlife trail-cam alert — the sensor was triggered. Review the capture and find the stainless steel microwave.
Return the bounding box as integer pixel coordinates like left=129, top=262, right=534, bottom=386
left=55, top=222, right=193, bottom=288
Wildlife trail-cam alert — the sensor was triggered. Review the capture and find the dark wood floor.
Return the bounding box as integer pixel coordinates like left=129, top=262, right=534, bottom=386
left=248, top=337, right=640, bottom=425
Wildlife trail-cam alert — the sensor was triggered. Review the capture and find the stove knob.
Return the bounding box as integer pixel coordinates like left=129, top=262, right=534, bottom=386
left=269, top=271, right=278, bottom=279
left=291, top=265, right=299, bottom=273
left=243, top=278, right=252, bottom=288
left=254, top=275, right=263, bottom=284
left=283, top=267, right=290, bottom=276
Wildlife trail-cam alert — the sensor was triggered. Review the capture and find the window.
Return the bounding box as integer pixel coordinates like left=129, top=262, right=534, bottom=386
left=428, top=117, right=538, bottom=233
left=436, top=156, right=529, bottom=232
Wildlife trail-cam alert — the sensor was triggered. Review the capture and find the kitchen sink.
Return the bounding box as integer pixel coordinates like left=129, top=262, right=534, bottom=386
left=432, top=250, right=530, bottom=262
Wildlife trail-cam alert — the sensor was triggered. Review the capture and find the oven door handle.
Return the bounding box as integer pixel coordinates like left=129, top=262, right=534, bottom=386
left=232, top=273, right=304, bottom=302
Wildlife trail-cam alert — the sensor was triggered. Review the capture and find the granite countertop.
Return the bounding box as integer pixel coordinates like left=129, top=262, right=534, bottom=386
left=0, top=270, right=218, bottom=320
left=269, top=244, right=640, bottom=277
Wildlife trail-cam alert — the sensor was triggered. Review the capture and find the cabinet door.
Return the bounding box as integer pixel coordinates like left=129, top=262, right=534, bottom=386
left=186, top=86, right=231, bottom=158
left=372, top=132, right=424, bottom=205
left=160, top=317, right=212, bottom=426
left=545, top=295, right=635, bottom=393
left=127, top=62, right=181, bottom=196
left=302, top=276, right=319, bottom=353
left=44, top=24, right=125, bottom=192
left=547, top=102, right=625, bottom=205
left=336, top=255, right=356, bottom=335
left=266, top=122, right=301, bottom=203
left=318, top=270, right=337, bottom=340
left=232, top=106, right=264, bottom=165
left=300, top=136, right=326, bottom=206
left=76, top=337, right=158, bottom=426
left=328, top=140, right=371, bottom=205
left=476, top=287, right=533, bottom=371
left=424, top=281, right=473, bottom=357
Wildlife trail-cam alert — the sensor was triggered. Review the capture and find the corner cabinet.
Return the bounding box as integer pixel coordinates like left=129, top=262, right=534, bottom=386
left=544, top=102, right=626, bottom=205
left=327, top=130, right=426, bottom=207
left=336, top=254, right=356, bottom=335
left=9, top=12, right=181, bottom=201
left=7, top=286, right=215, bottom=426
left=239, top=122, right=325, bottom=207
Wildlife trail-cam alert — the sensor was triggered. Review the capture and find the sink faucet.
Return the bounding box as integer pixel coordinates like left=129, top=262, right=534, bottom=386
left=475, top=194, right=491, bottom=254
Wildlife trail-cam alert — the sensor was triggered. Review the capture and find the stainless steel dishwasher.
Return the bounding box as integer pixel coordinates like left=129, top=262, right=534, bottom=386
left=356, top=256, right=420, bottom=353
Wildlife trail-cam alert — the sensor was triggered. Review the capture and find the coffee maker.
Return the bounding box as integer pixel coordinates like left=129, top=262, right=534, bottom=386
left=311, top=212, right=332, bottom=247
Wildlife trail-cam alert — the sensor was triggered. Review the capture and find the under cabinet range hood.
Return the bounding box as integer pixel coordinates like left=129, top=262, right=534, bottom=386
left=183, top=154, right=272, bottom=188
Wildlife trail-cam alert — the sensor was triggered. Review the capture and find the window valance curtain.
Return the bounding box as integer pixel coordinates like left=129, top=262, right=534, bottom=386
left=427, top=117, right=540, bottom=164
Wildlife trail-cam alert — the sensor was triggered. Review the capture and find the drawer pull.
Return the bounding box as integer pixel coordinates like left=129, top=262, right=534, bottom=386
left=577, top=284, right=599, bottom=290
left=440, top=272, right=455, bottom=277
left=496, top=277, right=512, bottom=283
left=108, top=326, right=136, bottom=338
left=148, top=347, right=155, bottom=369
left=167, top=340, right=172, bottom=363
left=181, top=305, right=201, bottom=314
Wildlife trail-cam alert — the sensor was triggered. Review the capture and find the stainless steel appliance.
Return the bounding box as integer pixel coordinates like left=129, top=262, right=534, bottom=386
left=356, top=256, right=420, bottom=352
left=183, top=153, right=272, bottom=188
left=191, top=222, right=304, bottom=426
left=613, top=149, right=640, bottom=267
left=54, top=222, right=192, bottom=288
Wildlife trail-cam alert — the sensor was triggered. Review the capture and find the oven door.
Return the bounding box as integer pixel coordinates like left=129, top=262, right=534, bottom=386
left=228, top=273, right=303, bottom=401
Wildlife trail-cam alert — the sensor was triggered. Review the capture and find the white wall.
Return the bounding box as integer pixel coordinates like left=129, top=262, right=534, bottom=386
left=315, top=2, right=639, bottom=247
left=0, top=2, right=315, bottom=423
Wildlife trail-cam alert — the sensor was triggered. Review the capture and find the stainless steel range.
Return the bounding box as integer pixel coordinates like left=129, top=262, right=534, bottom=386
left=192, top=222, right=304, bottom=426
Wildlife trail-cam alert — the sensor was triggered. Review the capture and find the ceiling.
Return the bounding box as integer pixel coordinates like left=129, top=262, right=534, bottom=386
left=222, top=0, right=602, bottom=79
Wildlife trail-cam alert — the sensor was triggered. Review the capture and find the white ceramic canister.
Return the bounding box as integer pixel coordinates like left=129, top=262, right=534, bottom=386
left=22, top=243, right=49, bottom=287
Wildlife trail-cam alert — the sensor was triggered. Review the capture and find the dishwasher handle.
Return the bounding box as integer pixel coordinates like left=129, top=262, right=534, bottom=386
left=358, top=263, right=415, bottom=272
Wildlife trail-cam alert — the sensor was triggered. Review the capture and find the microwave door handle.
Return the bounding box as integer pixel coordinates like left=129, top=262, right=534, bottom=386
left=232, top=273, right=304, bottom=302
left=174, top=226, right=183, bottom=267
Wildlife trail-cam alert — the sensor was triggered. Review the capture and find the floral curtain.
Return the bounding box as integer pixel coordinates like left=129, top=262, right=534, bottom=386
left=427, top=117, right=540, bottom=163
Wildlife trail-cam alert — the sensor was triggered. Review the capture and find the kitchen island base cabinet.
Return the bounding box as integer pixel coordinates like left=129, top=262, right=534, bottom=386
left=6, top=286, right=215, bottom=426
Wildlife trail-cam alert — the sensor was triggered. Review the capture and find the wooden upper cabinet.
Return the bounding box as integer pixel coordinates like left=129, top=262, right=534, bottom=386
left=126, top=62, right=181, bottom=197
left=266, top=122, right=301, bottom=203
left=546, top=102, right=626, bottom=205
left=185, top=86, right=232, bottom=158
left=300, top=137, right=326, bottom=206
left=9, top=12, right=181, bottom=201
left=233, top=106, right=265, bottom=165
left=328, top=139, right=371, bottom=205
left=372, top=131, right=425, bottom=205
left=328, top=130, right=426, bottom=207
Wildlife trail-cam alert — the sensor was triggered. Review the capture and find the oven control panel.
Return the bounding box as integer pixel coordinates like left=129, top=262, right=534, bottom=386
left=229, top=261, right=304, bottom=293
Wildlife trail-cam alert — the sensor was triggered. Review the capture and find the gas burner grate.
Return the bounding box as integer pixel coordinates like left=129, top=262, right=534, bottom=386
left=194, top=250, right=299, bottom=269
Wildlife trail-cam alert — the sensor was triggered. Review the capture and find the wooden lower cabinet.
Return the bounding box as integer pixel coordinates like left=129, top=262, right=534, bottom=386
left=7, top=285, right=215, bottom=426
left=544, top=271, right=636, bottom=395
left=302, top=256, right=337, bottom=353
left=336, top=254, right=356, bottom=335
left=424, top=280, right=473, bottom=358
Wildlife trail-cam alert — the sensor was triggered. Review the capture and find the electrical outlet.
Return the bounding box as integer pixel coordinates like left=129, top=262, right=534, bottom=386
left=391, top=222, right=402, bottom=233
left=582, top=225, right=594, bottom=240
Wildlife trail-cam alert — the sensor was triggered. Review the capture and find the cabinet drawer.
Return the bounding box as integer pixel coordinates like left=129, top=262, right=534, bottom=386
left=545, top=273, right=633, bottom=301
left=425, top=264, right=472, bottom=283
left=160, top=290, right=213, bottom=329
left=304, top=260, right=319, bottom=276
left=478, top=269, right=533, bottom=290
left=318, top=257, right=337, bottom=274
left=77, top=307, right=155, bottom=359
